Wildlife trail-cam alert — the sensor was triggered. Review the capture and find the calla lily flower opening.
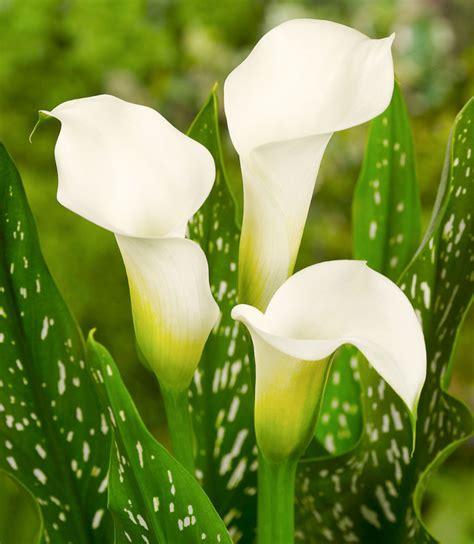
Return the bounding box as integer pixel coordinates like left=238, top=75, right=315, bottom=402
left=232, top=260, right=426, bottom=463
left=225, top=19, right=395, bottom=310
left=42, top=95, right=219, bottom=393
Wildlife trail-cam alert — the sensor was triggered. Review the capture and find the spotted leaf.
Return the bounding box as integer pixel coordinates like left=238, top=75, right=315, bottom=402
left=353, top=81, right=421, bottom=277
left=187, top=89, right=257, bottom=541
left=0, top=144, right=112, bottom=542
left=86, top=334, right=231, bottom=544
left=315, top=83, right=422, bottom=456
left=296, top=98, right=473, bottom=541
left=397, top=96, right=473, bottom=542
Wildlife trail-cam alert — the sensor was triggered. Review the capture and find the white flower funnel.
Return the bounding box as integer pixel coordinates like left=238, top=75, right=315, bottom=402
left=224, top=19, right=395, bottom=310
left=116, top=236, right=219, bottom=391
left=43, top=95, right=219, bottom=391
left=232, top=261, right=426, bottom=462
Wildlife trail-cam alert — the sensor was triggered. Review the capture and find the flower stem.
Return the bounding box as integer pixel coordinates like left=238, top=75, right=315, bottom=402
left=258, top=452, right=297, bottom=544
left=161, top=386, right=195, bottom=475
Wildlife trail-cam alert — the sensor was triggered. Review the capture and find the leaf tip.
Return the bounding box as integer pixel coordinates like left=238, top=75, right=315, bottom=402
left=86, top=327, right=98, bottom=348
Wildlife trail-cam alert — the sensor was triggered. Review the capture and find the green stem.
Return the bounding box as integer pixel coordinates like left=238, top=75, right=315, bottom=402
left=161, top=386, right=195, bottom=475
left=258, top=452, right=297, bottom=544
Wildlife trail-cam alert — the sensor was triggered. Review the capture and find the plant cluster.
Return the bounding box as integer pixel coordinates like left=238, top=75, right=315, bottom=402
left=0, top=18, right=472, bottom=544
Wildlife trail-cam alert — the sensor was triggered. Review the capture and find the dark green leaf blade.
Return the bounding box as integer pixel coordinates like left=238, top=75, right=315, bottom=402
left=86, top=334, right=231, bottom=544
left=296, top=98, right=473, bottom=542
left=0, top=144, right=112, bottom=542
left=315, top=83, right=422, bottom=456
left=187, top=88, right=257, bottom=542
left=398, top=96, right=473, bottom=541
left=0, top=470, right=43, bottom=543
left=353, top=82, right=421, bottom=279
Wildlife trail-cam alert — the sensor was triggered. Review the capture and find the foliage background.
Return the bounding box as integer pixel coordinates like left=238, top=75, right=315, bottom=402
left=0, top=0, right=472, bottom=542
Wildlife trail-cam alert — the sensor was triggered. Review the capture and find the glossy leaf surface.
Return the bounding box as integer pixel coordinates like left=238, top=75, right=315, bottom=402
left=0, top=144, right=112, bottom=542
left=297, top=98, right=473, bottom=542
left=86, top=335, right=231, bottom=544
left=187, top=89, right=257, bottom=542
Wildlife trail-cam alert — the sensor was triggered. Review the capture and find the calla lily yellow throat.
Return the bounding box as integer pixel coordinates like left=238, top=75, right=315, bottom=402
left=225, top=19, right=395, bottom=310
left=41, top=95, right=219, bottom=472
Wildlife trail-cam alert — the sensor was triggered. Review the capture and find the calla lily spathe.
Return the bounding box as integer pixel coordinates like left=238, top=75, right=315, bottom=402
left=43, top=95, right=219, bottom=392
left=225, top=19, right=395, bottom=310
left=232, top=260, right=426, bottom=462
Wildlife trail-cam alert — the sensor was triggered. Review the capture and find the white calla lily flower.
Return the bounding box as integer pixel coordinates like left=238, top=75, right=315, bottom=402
left=43, top=95, right=219, bottom=392
left=224, top=19, right=395, bottom=310
left=232, top=260, right=426, bottom=462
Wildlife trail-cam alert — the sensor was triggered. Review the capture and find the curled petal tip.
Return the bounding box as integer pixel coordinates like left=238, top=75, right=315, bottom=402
left=231, top=303, right=248, bottom=320
left=231, top=304, right=265, bottom=327
left=230, top=306, right=241, bottom=321
left=29, top=110, right=53, bottom=143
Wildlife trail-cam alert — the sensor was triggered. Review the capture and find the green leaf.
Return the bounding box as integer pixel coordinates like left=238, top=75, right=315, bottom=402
left=398, top=97, right=473, bottom=541
left=187, top=88, right=257, bottom=541
left=86, top=334, right=232, bottom=544
left=0, top=470, right=42, bottom=543
left=0, top=144, right=112, bottom=542
left=315, top=83, right=422, bottom=456
left=296, top=97, right=473, bottom=542
left=353, top=82, right=421, bottom=278
left=312, top=344, right=362, bottom=456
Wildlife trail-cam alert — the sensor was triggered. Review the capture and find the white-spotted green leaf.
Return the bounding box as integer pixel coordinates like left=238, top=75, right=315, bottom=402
left=312, top=344, right=362, bottom=457
left=187, top=89, right=257, bottom=541
left=86, top=334, right=231, bottom=544
left=0, top=144, right=112, bottom=542
left=296, top=98, right=473, bottom=541
left=315, top=82, right=422, bottom=456
left=353, top=81, right=421, bottom=276
left=397, top=97, right=473, bottom=541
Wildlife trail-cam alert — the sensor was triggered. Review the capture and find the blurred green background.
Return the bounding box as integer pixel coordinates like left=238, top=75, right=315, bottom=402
left=0, top=0, right=472, bottom=542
